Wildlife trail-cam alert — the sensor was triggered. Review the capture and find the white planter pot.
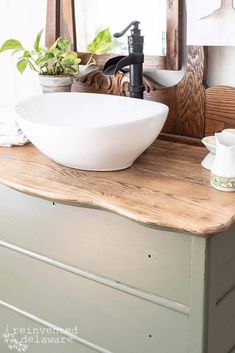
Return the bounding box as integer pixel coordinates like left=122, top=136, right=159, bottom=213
left=39, top=75, right=74, bottom=93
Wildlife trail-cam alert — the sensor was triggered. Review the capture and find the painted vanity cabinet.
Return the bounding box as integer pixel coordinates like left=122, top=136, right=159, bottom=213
left=0, top=184, right=235, bottom=353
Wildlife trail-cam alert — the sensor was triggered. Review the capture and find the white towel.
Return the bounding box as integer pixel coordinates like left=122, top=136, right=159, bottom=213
left=0, top=106, right=29, bottom=147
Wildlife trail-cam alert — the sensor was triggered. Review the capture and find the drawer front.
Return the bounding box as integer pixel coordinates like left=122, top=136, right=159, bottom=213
left=0, top=247, right=189, bottom=353
left=0, top=184, right=191, bottom=305
left=0, top=305, right=94, bottom=353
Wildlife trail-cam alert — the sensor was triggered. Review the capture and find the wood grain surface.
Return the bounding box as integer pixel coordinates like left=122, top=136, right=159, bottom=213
left=46, top=0, right=77, bottom=51
left=205, top=86, right=235, bottom=136
left=60, top=0, right=77, bottom=51
left=45, top=0, right=60, bottom=48
left=166, top=0, right=182, bottom=70
left=176, top=46, right=207, bottom=138
left=0, top=141, right=235, bottom=236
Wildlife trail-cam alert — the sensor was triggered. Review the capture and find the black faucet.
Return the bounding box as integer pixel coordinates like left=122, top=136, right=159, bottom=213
left=103, top=21, right=145, bottom=99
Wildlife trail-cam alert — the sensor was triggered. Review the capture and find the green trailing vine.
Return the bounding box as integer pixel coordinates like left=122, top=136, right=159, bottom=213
left=0, top=28, right=112, bottom=76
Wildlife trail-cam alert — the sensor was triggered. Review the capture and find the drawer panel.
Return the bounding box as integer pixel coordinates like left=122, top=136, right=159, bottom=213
left=0, top=185, right=191, bottom=305
left=0, top=246, right=189, bottom=353
left=0, top=305, right=94, bottom=353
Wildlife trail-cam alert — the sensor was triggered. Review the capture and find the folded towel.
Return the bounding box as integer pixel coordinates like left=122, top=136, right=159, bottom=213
left=0, top=133, right=29, bottom=147
left=0, top=106, right=29, bottom=147
left=0, top=123, right=20, bottom=136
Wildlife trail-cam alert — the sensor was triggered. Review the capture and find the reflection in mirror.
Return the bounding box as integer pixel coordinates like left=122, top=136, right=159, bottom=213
left=75, top=0, right=166, bottom=56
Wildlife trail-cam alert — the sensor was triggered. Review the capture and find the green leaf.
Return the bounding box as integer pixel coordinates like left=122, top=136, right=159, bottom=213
left=53, top=48, right=63, bottom=57
left=37, top=51, right=54, bottom=66
left=17, top=59, right=28, bottom=73
left=35, top=52, right=43, bottom=64
left=43, top=51, right=55, bottom=61
left=46, top=57, right=58, bottom=71
left=61, top=51, right=77, bottom=58
left=0, top=39, right=24, bottom=53
left=61, top=55, right=76, bottom=66
left=74, top=58, right=81, bottom=65
left=58, top=37, right=71, bottom=51
left=87, top=28, right=111, bottom=55
left=61, top=52, right=81, bottom=66
left=51, top=37, right=71, bottom=52
left=34, top=29, right=43, bottom=52
left=23, top=50, right=31, bottom=58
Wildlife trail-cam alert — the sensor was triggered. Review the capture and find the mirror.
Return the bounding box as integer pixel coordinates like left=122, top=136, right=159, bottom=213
left=74, top=0, right=166, bottom=56
left=45, top=0, right=181, bottom=70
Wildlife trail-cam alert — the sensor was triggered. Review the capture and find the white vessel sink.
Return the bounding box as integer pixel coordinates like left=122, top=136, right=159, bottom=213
left=15, top=93, right=169, bottom=171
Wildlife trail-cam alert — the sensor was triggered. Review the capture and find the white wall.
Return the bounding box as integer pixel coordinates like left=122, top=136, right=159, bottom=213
left=207, top=47, right=235, bottom=87
left=184, top=0, right=235, bottom=88
left=0, top=0, right=47, bottom=107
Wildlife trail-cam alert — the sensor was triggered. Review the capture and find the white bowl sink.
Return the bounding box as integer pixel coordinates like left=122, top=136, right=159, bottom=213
left=15, top=93, right=169, bottom=171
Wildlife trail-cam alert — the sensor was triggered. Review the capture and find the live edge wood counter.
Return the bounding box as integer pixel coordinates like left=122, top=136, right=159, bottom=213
left=0, top=139, right=235, bottom=236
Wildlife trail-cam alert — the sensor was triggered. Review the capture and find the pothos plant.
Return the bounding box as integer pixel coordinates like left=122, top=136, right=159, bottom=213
left=0, top=28, right=112, bottom=76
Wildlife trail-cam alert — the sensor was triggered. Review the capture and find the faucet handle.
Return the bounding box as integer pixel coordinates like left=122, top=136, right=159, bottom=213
left=113, top=21, right=141, bottom=38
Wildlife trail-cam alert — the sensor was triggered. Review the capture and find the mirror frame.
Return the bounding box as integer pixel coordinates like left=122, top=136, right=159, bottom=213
left=46, top=0, right=182, bottom=70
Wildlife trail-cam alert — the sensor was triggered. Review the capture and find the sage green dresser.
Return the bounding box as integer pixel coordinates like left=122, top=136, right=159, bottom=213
left=0, top=184, right=234, bottom=353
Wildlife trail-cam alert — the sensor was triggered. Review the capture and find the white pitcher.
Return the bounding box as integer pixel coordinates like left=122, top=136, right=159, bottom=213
left=211, top=132, right=235, bottom=192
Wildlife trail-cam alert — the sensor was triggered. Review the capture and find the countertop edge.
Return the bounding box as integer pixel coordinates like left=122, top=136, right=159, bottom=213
left=0, top=178, right=232, bottom=237
left=1, top=141, right=235, bottom=238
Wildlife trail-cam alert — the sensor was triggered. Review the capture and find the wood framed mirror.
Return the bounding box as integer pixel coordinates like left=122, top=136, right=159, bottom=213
left=46, top=0, right=181, bottom=71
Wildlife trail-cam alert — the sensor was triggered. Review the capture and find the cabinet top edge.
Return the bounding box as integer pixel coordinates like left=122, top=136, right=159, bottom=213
left=0, top=140, right=235, bottom=237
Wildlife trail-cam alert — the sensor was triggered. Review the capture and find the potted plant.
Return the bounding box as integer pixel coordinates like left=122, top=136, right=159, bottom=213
left=0, top=28, right=112, bottom=93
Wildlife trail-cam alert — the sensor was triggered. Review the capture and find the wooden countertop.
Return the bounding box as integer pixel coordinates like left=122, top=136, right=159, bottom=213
left=0, top=140, right=235, bottom=236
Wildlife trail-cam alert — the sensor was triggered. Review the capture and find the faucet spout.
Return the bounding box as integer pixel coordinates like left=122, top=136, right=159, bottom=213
left=103, top=21, right=145, bottom=99
left=103, top=56, right=127, bottom=76
left=103, top=54, right=144, bottom=76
